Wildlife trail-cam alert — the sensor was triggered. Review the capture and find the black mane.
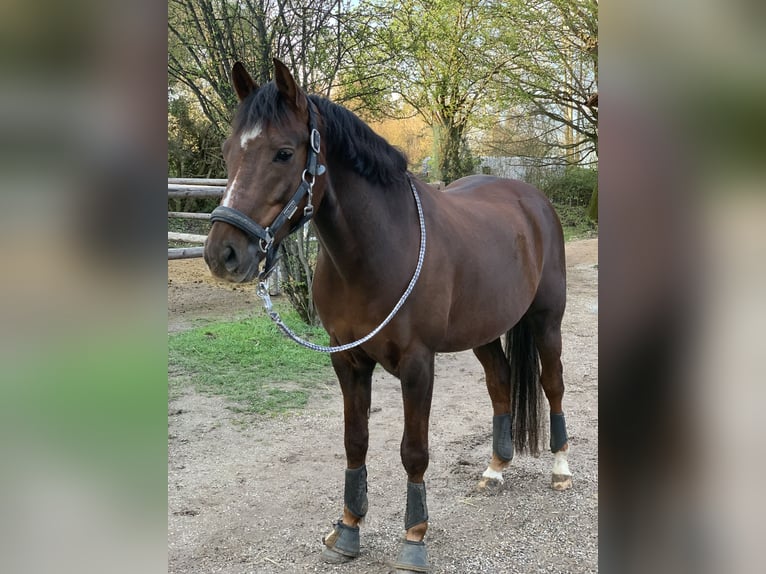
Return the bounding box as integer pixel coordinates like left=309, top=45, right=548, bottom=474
left=310, top=95, right=408, bottom=186
left=233, top=82, right=408, bottom=187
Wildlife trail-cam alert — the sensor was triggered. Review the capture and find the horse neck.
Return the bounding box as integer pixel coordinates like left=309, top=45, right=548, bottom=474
left=313, top=169, right=418, bottom=283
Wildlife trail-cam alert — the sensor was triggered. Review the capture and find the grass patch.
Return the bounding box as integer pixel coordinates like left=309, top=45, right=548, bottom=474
left=168, top=304, right=333, bottom=414
left=562, top=220, right=598, bottom=242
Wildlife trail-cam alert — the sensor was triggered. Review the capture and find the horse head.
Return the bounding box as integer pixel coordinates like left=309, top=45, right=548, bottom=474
left=204, top=59, right=325, bottom=282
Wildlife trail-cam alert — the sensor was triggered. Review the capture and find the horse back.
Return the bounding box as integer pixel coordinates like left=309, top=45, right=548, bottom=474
left=435, top=175, right=562, bottom=256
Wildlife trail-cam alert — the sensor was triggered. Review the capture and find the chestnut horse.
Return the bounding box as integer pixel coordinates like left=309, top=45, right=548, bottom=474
left=204, top=59, right=571, bottom=572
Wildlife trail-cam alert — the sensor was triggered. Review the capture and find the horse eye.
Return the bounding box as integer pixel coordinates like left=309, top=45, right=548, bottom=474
left=274, top=149, right=293, bottom=162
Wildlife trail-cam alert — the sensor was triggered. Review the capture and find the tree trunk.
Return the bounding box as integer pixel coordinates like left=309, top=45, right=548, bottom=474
left=587, top=182, right=598, bottom=223
left=434, top=120, right=474, bottom=184
left=279, top=229, right=320, bottom=326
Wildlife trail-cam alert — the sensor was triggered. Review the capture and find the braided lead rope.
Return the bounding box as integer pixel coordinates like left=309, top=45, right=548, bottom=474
left=255, top=175, right=426, bottom=354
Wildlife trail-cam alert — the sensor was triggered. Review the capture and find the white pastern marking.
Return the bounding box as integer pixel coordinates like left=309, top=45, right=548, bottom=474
left=221, top=173, right=239, bottom=208
left=482, top=467, right=504, bottom=483
left=552, top=449, right=572, bottom=476
left=239, top=123, right=263, bottom=149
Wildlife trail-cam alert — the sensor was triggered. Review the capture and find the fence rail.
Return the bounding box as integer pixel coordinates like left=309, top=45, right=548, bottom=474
left=168, top=211, right=211, bottom=220
left=169, top=178, right=227, bottom=186
left=168, top=184, right=225, bottom=199
left=168, top=232, right=208, bottom=243
left=168, top=177, right=223, bottom=259
left=168, top=246, right=205, bottom=260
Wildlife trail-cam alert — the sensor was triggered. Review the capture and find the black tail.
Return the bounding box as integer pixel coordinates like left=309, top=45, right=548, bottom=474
left=505, top=314, right=543, bottom=455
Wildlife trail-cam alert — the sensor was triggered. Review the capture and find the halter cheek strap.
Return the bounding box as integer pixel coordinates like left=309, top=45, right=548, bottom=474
left=209, top=102, right=325, bottom=279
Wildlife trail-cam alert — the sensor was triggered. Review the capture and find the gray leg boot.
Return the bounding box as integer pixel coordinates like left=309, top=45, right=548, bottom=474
left=393, top=481, right=430, bottom=572
left=321, top=465, right=368, bottom=562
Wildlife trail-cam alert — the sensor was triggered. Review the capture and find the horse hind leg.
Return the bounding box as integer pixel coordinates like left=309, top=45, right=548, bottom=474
left=473, top=338, right=513, bottom=492
left=528, top=308, right=573, bottom=491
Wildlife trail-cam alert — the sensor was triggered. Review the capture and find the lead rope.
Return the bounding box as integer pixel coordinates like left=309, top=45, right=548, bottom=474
left=255, top=175, right=426, bottom=354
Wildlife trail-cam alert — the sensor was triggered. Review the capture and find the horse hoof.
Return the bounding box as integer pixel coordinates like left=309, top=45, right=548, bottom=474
left=321, top=546, right=356, bottom=564
left=551, top=473, right=572, bottom=491
left=392, top=539, right=430, bottom=572
left=477, top=476, right=504, bottom=493
left=321, top=520, right=360, bottom=562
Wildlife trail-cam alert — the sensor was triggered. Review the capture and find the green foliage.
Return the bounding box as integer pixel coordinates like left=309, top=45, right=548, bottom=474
left=346, top=0, right=597, bottom=174
left=555, top=204, right=597, bottom=241
left=540, top=166, right=598, bottom=207
left=168, top=0, right=356, bottom=178
left=432, top=126, right=481, bottom=183
left=503, top=0, right=598, bottom=161
left=349, top=0, right=512, bottom=183
left=279, top=230, right=322, bottom=326
left=169, top=0, right=598, bottom=181
left=167, top=95, right=227, bottom=179
left=540, top=166, right=598, bottom=238
left=168, top=306, right=333, bottom=413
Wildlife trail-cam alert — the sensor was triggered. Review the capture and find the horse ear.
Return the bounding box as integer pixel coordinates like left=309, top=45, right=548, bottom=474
left=272, top=58, right=307, bottom=113
left=231, top=61, right=258, bottom=101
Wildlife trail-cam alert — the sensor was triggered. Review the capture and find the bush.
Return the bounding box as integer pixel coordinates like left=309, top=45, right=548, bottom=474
left=537, top=166, right=599, bottom=239
left=540, top=166, right=598, bottom=207
left=554, top=204, right=591, bottom=228
left=553, top=204, right=598, bottom=241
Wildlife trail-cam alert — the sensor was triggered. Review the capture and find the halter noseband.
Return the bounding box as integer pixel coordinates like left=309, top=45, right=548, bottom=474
left=209, top=102, right=325, bottom=279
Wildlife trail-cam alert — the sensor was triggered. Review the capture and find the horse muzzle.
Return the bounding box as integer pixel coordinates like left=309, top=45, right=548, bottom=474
left=203, top=223, right=265, bottom=283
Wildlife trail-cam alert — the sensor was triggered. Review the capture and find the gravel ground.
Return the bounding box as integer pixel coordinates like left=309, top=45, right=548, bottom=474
left=168, top=239, right=598, bottom=573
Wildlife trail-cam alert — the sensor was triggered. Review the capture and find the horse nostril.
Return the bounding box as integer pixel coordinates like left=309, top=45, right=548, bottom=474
left=223, top=245, right=238, bottom=273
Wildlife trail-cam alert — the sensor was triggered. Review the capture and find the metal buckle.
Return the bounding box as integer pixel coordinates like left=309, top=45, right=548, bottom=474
left=258, top=230, right=274, bottom=253
left=310, top=129, right=321, bottom=153
left=256, top=281, right=273, bottom=313
left=304, top=185, right=314, bottom=218
left=301, top=169, right=315, bottom=186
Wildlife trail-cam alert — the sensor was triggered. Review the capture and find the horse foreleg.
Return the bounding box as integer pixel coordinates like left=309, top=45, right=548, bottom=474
left=473, top=339, right=513, bottom=491
left=394, top=349, right=434, bottom=573
left=321, top=351, right=375, bottom=563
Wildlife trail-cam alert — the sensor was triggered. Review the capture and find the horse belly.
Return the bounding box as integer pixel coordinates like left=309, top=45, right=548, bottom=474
left=435, top=285, right=532, bottom=352
left=431, top=236, right=542, bottom=352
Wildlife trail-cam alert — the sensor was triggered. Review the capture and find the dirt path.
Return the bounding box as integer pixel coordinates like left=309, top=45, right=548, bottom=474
left=168, top=239, right=598, bottom=573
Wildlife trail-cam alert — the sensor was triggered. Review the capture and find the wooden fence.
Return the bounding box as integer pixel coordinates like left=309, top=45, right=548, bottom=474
left=167, top=178, right=225, bottom=260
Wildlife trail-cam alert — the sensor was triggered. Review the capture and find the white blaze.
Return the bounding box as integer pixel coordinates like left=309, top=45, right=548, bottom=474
left=220, top=122, right=262, bottom=209
left=221, top=172, right=239, bottom=208
left=239, top=123, right=262, bottom=149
